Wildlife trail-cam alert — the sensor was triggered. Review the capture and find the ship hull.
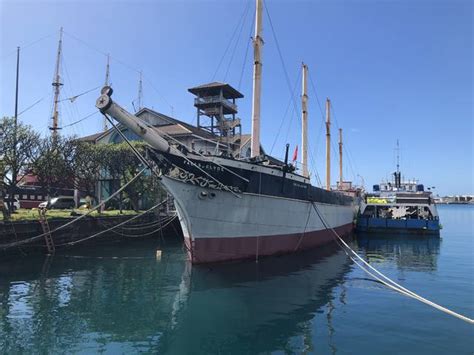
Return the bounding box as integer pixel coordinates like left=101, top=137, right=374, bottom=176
left=162, top=176, right=355, bottom=263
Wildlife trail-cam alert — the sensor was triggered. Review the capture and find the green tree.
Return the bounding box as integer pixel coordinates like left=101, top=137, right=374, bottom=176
left=102, top=142, right=163, bottom=212
left=32, top=135, right=76, bottom=199
left=73, top=141, right=107, bottom=200
left=0, top=117, right=41, bottom=211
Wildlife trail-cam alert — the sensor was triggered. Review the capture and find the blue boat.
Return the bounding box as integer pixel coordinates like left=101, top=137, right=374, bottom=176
left=357, top=152, right=440, bottom=235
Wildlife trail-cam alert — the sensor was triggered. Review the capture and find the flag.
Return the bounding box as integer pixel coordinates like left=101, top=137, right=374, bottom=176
left=292, top=145, right=298, bottom=162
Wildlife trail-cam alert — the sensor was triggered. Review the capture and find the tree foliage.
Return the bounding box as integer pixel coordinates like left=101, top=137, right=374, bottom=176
left=0, top=117, right=41, bottom=209
left=73, top=141, right=106, bottom=198
left=100, top=142, right=163, bottom=211
left=32, top=135, right=76, bottom=197
left=1, top=117, right=164, bottom=211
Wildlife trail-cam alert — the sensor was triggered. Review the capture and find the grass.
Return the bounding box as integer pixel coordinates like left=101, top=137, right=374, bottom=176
left=0, top=208, right=139, bottom=222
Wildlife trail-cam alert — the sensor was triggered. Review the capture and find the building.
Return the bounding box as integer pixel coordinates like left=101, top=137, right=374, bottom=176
left=79, top=82, right=257, bottom=207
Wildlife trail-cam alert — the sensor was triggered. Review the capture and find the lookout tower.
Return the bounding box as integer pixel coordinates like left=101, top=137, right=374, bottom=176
left=188, top=82, right=243, bottom=143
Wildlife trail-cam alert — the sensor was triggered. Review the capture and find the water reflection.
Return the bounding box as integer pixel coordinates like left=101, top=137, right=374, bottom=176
left=355, top=233, right=441, bottom=272
left=0, top=240, right=352, bottom=354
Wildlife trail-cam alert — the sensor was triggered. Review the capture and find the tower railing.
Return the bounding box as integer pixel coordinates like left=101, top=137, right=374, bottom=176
left=194, top=96, right=237, bottom=112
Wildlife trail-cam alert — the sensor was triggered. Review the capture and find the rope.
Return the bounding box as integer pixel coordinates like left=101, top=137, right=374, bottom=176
left=152, top=123, right=249, bottom=183
left=57, top=199, right=169, bottom=246
left=106, top=214, right=177, bottom=238
left=104, top=114, right=160, bottom=176
left=211, top=0, right=251, bottom=81
left=0, top=167, right=147, bottom=249
left=105, top=113, right=244, bottom=198
left=1, top=32, right=54, bottom=61
left=99, top=212, right=176, bottom=231
left=260, top=4, right=324, bottom=186
left=18, top=96, right=48, bottom=117
left=263, top=1, right=300, bottom=118
left=62, top=111, right=98, bottom=128
left=293, top=202, right=312, bottom=252
left=105, top=216, right=172, bottom=230
left=59, top=86, right=100, bottom=103
left=310, top=202, right=474, bottom=324
left=238, top=9, right=255, bottom=90
left=224, top=0, right=252, bottom=81
left=269, top=71, right=300, bottom=155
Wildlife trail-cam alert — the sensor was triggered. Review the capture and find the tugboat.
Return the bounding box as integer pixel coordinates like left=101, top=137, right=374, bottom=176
left=357, top=142, right=440, bottom=235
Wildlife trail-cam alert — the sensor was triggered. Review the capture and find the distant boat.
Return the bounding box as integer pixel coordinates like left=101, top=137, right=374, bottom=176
left=357, top=142, right=440, bottom=235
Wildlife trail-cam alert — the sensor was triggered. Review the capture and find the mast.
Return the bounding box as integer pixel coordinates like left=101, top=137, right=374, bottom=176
left=103, top=54, right=110, bottom=131
left=301, top=62, right=309, bottom=178
left=395, top=139, right=401, bottom=187
left=51, top=27, right=63, bottom=140
left=137, top=70, right=143, bottom=111
left=325, top=98, right=331, bottom=190
left=339, top=128, right=343, bottom=188
left=250, top=0, right=263, bottom=158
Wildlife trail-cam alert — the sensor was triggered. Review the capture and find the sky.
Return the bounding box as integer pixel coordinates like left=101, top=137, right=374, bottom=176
left=0, top=0, right=472, bottom=196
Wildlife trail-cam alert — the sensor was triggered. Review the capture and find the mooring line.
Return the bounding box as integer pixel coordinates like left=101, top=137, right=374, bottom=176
left=311, top=202, right=474, bottom=324
left=106, top=214, right=177, bottom=238
left=104, top=113, right=243, bottom=198
left=55, top=200, right=169, bottom=246
left=0, top=168, right=147, bottom=250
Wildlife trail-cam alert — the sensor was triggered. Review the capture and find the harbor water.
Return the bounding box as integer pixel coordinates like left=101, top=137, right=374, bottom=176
left=0, top=205, right=472, bottom=354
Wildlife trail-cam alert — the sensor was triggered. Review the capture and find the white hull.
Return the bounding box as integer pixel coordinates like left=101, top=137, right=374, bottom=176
left=162, top=176, right=356, bottom=263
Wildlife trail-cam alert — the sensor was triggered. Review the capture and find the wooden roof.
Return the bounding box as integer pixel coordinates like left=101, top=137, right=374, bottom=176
left=188, top=82, right=244, bottom=99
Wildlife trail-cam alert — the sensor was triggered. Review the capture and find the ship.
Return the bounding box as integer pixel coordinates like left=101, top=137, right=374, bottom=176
left=356, top=141, right=440, bottom=234
left=95, top=0, right=357, bottom=263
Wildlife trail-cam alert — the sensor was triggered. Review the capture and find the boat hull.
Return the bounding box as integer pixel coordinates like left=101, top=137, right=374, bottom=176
left=356, top=216, right=440, bottom=235
left=162, top=176, right=356, bottom=263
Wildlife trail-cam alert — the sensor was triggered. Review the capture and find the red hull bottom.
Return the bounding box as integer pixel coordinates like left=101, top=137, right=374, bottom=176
left=188, top=223, right=354, bottom=264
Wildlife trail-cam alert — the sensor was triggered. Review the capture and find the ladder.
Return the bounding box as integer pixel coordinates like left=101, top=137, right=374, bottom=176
left=38, top=209, right=55, bottom=254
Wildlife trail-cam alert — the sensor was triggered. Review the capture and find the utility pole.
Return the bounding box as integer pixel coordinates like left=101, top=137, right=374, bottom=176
left=14, top=47, right=20, bottom=133
left=339, top=128, right=343, bottom=188
left=137, top=71, right=143, bottom=111
left=325, top=98, right=331, bottom=190
left=104, top=54, right=110, bottom=131
left=51, top=27, right=63, bottom=141
left=9, top=46, right=20, bottom=213
left=250, top=0, right=263, bottom=158
left=301, top=62, right=309, bottom=178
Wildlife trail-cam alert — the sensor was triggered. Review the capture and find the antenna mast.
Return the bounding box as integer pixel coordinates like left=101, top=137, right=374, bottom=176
left=301, top=63, right=309, bottom=178
left=103, top=54, right=110, bottom=131
left=339, top=128, right=343, bottom=188
left=396, top=139, right=400, bottom=174
left=137, top=71, right=143, bottom=111
left=325, top=98, right=331, bottom=190
left=250, top=0, right=263, bottom=158
left=51, top=27, right=63, bottom=140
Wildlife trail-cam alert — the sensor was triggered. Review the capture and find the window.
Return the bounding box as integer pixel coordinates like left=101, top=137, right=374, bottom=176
left=30, top=195, right=35, bottom=200
left=22, top=195, right=27, bottom=199
left=38, top=195, right=43, bottom=200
